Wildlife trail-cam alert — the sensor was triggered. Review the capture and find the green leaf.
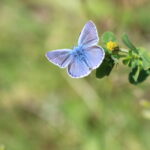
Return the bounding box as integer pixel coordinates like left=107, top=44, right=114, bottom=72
left=96, top=55, right=115, bottom=79
left=147, top=69, right=150, bottom=75
left=129, top=67, right=149, bottom=85
left=130, top=59, right=139, bottom=68
left=122, top=58, right=130, bottom=65
left=139, top=48, right=150, bottom=70
left=122, top=34, right=139, bottom=54
left=102, top=32, right=117, bottom=44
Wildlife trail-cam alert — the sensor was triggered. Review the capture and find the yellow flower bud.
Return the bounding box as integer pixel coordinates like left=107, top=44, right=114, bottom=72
left=106, top=41, right=118, bottom=51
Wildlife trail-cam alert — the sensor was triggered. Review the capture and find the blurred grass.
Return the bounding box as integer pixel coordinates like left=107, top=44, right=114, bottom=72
left=0, top=0, right=150, bottom=150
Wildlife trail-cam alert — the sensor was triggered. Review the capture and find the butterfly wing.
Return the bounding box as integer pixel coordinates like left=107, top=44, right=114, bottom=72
left=67, top=56, right=91, bottom=78
left=67, top=46, right=105, bottom=78
left=84, top=46, right=105, bottom=69
left=46, top=49, right=73, bottom=68
left=78, top=21, right=99, bottom=48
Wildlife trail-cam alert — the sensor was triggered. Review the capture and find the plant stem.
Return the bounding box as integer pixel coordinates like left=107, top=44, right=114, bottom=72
left=120, top=48, right=129, bottom=53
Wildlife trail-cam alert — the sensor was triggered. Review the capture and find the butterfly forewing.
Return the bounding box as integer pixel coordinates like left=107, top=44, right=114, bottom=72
left=46, top=49, right=72, bottom=68
left=78, top=21, right=99, bottom=48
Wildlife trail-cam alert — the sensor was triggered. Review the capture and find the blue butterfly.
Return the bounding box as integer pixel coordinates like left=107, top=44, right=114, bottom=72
left=46, top=21, right=105, bottom=78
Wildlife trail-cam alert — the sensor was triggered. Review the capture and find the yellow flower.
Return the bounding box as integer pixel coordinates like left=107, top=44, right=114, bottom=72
left=106, top=41, right=118, bottom=51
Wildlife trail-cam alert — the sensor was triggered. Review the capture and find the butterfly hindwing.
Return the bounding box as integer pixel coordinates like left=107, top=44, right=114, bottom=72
left=67, top=56, right=91, bottom=78
left=67, top=46, right=105, bottom=78
left=83, top=46, right=105, bottom=70
left=46, top=49, right=73, bottom=68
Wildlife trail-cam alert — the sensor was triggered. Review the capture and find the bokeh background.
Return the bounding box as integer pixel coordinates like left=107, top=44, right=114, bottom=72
left=0, top=0, right=150, bottom=150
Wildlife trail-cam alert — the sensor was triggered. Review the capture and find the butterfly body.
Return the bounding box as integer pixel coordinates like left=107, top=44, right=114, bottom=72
left=46, top=21, right=105, bottom=78
left=72, top=46, right=85, bottom=60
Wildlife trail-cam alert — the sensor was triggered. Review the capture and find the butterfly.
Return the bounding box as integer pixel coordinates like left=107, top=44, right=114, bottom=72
left=46, top=21, right=105, bottom=78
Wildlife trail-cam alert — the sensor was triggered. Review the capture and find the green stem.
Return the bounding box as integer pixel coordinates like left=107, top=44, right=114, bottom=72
left=120, top=48, right=129, bottom=53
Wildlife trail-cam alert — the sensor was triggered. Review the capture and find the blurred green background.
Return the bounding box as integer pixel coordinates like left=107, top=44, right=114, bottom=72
left=0, top=0, right=150, bottom=150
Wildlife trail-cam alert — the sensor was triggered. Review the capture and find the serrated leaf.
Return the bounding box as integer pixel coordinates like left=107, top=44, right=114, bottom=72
left=96, top=55, right=115, bottom=79
left=122, top=34, right=139, bottom=54
left=102, top=32, right=116, bottom=44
